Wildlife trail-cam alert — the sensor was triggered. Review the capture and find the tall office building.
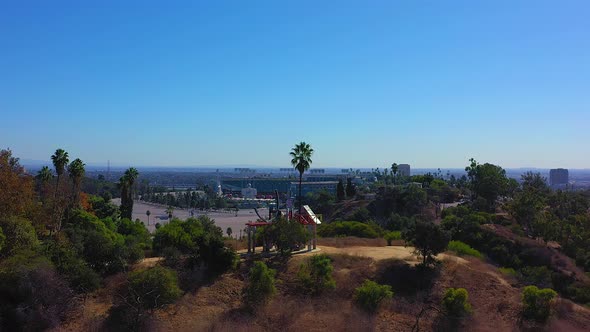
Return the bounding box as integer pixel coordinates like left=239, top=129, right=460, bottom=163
left=549, top=168, right=569, bottom=186
left=398, top=164, right=411, bottom=177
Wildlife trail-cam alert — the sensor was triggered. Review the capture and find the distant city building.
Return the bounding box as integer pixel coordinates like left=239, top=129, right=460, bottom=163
left=222, top=178, right=292, bottom=194
left=398, top=164, right=411, bottom=177
left=290, top=181, right=338, bottom=196
left=309, top=169, right=325, bottom=174
left=234, top=168, right=255, bottom=173
left=550, top=168, right=569, bottom=186
left=241, top=183, right=257, bottom=199
left=280, top=168, right=295, bottom=172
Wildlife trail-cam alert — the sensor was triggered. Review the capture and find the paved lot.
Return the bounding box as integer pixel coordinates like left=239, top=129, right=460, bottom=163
left=112, top=199, right=265, bottom=235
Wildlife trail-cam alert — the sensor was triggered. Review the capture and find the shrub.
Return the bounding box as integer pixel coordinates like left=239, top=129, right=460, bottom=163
left=127, top=266, right=182, bottom=311
left=317, top=221, right=381, bottom=238
left=0, top=226, right=5, bottom=252
left=441, top=288, right=471, bottom=317
left=244, top=261, right=276, bottom=308
left=162, top=246, right=182, bottom=268
left=0, top=251, right=75, bottom=331
left=567, top=285, right=590, bottom=305
left=447, top=241, right=482, bottom=258
left=354, top=279, right=393, bottom=312
left=384, top=231, right=401, bottom=246
left=376, top=259, right=439, bottom=296
left=298, top=254, right=336, bottom=294
left=522, top=285, right=557, bottom=321
left=499, top=267, right=517, bottom=277
left=518, top=266, right=552, bottom=288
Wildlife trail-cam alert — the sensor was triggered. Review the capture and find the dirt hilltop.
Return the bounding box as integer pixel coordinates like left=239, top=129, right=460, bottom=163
left=56, top=242, right=590, bottom=332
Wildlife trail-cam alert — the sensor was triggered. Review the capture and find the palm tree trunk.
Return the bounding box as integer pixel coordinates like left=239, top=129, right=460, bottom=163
left=298, top=172, right=303, bottom=215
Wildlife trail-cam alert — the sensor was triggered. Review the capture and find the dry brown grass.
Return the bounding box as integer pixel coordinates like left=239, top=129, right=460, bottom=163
left=57, top=243, right=590, bottom=332
left=317, top=236, right=387, bottom=248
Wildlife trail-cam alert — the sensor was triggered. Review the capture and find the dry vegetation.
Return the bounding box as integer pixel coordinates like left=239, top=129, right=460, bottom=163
left=55, top=239, right=590, bottom=332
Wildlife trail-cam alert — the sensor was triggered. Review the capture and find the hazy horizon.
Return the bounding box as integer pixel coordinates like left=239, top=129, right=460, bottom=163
left=2, top=1, right=589, bottom=168
left=17, top=157, right=588, bottom=172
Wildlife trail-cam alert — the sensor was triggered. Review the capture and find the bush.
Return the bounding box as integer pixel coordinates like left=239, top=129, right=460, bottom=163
left=522, top=285, right=557, bottom=321
left=244, top=261, right=276, bottom=308
left=354, top=279, right=393, bottom=312
left=0, top=251, right=75, bottom=331
left=298, top=254, right=336, bottom=295
left=447, top=241, right=482, bottom=258
left=441, top=288, right=471, bottom=317
left=0, top=226, right=5, bottom=252
left=47, top=242, right=101, bottom=293
left=518, top=266, right=552, bottom=288
left=318, top=221, right=381, bottom=238
left=499, top=267, right=517, bottom=277
left=127, top=266, right=182, bottom=311
left=567, top=284, right=590, bottom=305
left=376, top=259, right=439, bottom=296
left=162, top=246, right=182, bottom=268
left=384, top=231, right=401, bottom=246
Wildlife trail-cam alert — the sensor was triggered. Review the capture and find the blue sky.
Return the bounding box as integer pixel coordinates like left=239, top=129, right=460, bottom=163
left=1, top=1, right=589, bottom=168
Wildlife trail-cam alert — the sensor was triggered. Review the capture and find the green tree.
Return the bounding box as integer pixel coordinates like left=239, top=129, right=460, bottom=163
left=226, top=227, right=232, bottom=238
left=346, top=177, right=356, bottom=198
left=402, top=220, right=449, bottom=266
left=508, top=172, right=550, bottom=238
left=266, top=217, right=310, bottom=255
left=465, top=158, right=509, bottom=211
left=0, top=217, right=39, bottom=257
left=290, top=141, right=314, bottom=215
left=244, top=261, right=276, bottom=308
left=354, top=279, right=393, bottom=313
left=336, top=179, right=345, bottom=201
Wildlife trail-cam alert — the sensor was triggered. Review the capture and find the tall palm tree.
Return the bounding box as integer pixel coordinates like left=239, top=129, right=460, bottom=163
left=68, top=158, right=85, bottom=205
left=37, top=166, right=53, bottom=183
left=36, top=166, right=53, bottom=202
left=51, top=148, right=69, bottom=192
left=124, top=167, right=139, bottom=199
left=119, top=167, right=139, bottom=220
left=290, top=141, right=313, bottom=215
left=391, top=163, right=398, bottom=185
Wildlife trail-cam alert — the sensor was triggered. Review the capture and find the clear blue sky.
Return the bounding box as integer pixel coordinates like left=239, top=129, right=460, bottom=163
left=1, top=1, right=589, bottom=169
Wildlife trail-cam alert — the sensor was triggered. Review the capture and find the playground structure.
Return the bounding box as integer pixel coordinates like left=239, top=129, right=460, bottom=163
left=245, top=191, right=321, bottom=254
